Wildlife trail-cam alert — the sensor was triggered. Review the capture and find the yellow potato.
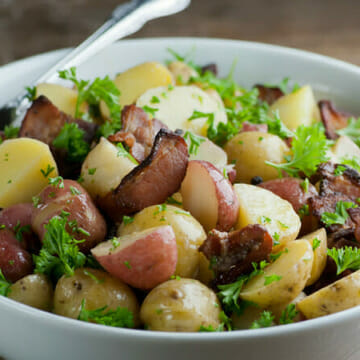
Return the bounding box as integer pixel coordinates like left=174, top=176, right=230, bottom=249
left=0, top=138, right=58, bottom=207
left=298, top=270, right=360, bottom=319
left=167, top=61, right=198, bottom=85
left=54, top=268, right=140, bottom=326
left=140, top=279, right=221, bottom=332
left=269, top=85, right=320, bottom=131
left=330, top=135, right=360, bottom=162
left=240, top=240, right=313, bottom=308
left=234, top=184, right=301, bottom=248
left=118, top=205, right=206, bottom=278
left=136, top=85, right=227, bottom=136
left=36, top=83, right=87, bottom=117
left=225, top=132, right=289, bottom=183
left=9, top=274, right=53, bottom=311
left=100, top=62, right=173, bottom=118
left=80, top=137, right=136, bottom=199
left=298, top=228, right=327, bottom=286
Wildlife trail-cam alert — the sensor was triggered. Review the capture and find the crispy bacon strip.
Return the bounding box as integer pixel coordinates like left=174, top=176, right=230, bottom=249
left=199, top=224, right=273, bottom=285
left=19, top=96, right=98, bottom=178
left=108, top=105, right=168, bottom=163
left=99, top=129, right=189, bottom=222
left=318, top=100, right=352, bottom=140
left=254, top=84, right=284, bottom=105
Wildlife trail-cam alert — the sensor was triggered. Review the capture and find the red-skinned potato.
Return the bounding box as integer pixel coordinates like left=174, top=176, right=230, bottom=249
left=92, top=226, right=177, bottom=290
left=259, top=178, right=318, bottom=235
left=0, top=228, right=33, bottom=282
left=180, top=160, right=239, bottom=232
left=32, top=180, right=106, bottom=253
left=0, top=203, right=40, bottom=252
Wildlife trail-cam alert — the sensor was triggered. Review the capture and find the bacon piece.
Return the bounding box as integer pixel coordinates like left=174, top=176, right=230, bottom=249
left=318, top=100, right=352, bottom=140
left=199, top=225, right=273, bottom=285
left=19, top=96, right=98, bottom=178
left=99, top=129, right=189, bottom=222
left=241, top=121, right=268, bottom=133
left=254, top=84, right=284, bottom=105
left=108, top=105, right=168, bottom=163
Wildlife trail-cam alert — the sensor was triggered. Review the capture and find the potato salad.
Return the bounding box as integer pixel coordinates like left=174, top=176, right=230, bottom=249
left=1, top=50, right=360, bottom=332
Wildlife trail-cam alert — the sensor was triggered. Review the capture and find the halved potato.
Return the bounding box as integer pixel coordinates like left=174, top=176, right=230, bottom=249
left=240, top=240, right=313, bottom=308
left=269, top=85, right=320, bottom=130
left=225, top=132, right=289, bottom=183
left=100, top=62, right=173, bottom=118
left=36, top=83, right=87, bottom=117
left=189, top=138, right=227, bottom=169
left=298, top=228, right=327, bottom=286
left=298, top=270, right=360, bottom=319
left=136, top=85, right=227, bottom=136
left=167, top=61, right=198, bottom=85
left=234, top=184, right=301, bottom=248
left=118, top=205, right=206, bottom=278
left=0, top=138, right=58, bottom=207
left=80, top=137, right=136, bottom=199
left=330, top=135, right=360, bottom=162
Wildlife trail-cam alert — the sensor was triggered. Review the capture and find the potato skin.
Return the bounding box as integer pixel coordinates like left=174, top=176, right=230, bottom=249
left=53, top=268, right=139, bottom=326
left=224, top=132, right=289, bottom=183
left=140, top=279, right=221, bottom=332
left=9, top=274, right=53, bottom=311
left=297, top=270, right=360, bottom=319
left=0, top=228, right=33, bottom=282
left=118, top=205, right=206, bottom=278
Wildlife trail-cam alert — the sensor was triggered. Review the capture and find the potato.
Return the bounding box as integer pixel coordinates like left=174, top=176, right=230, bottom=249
left=140, top=279, right=221, bottom=332
left=136, top=85, right=227, bottom=136
left=180, top=160, right=239, bottom=232
left=240, top=240, right=313, bottom=308
left=298, top=228, right=327, bottom=286
left=269, top=85, right=320, bottom=131
left=298, top=270, right=360, bottom=319
left=0, top=138, right=58, bottom=207
left=100, top=62, right=173, bottom=118
left=189, top=138, right=228, bottom=170
left=80, top=137, right=136, bottom=199
left=167, top=61, right=198, bottom=85
left=234, top=184, right=301, bottom=248
left=9, top=274, right=53, bottom=311
left=196, top=253, right=214, bottom=286
left=118, top=205, right=206, bottom=278
left=36, top=83, right=87, bottom=117
left=330, top=135, right=360, bottom=162
left=224, top=132, right=289, bottom=183
left=92, top=226, right=177, bottom=290
left=54, top=268, right=139, bottom=326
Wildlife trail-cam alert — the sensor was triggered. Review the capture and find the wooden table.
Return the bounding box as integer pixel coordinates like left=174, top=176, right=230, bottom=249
left=1, top=0, right=359, bottom=66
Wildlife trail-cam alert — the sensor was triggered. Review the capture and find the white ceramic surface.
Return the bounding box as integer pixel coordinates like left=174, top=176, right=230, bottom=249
left=1, top=38, right=360, bottom=360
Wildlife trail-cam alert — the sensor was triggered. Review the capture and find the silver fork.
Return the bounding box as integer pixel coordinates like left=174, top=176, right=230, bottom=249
left=0, top=0, right=191, bottom=129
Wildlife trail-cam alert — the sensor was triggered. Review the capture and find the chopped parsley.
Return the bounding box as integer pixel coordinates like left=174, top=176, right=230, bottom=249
left=340, top=156, right=360, bottom=173
left=124, top=261, right=131, bottom=269
left=142, top=105, right=158, bottom=117
left=153, top=204, right=167, bottom=215
left=166, top=196, right=182, bottom=206
left=299, top=204, right=310, bottom=218
left=52, top=123, right=90, bottom=163
left=279, top=304, right=298, bottom=325
left=13, top=222, right=31, bottom=243
left=150, top=96, right=160, bottom=104
left=33, top=216, right=86, bottom=280
left=321, top=201, right=358, bottom=226
left=300, top=178, right=309, bottom=193
left=83, top=269, right=104, bottom=284
left=40, top=164, right=56, bottom=178
left=25, top=86, right=37, bottom=101
left=266, top=123, right=330, bottom=178
left=260, top=216, right=272, bottom=224
left=183, top=131, right=206, bottom=155
left=122, top=216, right=134, bottom=225
left=116, top=143, right=138, bottom=165
left=48, top=176, right=64, bottom=189
left=0, top=269, right=11, bottom=297
left=312, top=238, right=321, bottom=251
left=327, top=246, right=360, bottom=275
left=32, top=196, right=41, bottom=208
left=78, top=299, right=134, bottom=328
left=337, top=117, right=360, bottom=147
left=264, top=274, right=282, bottom=285
left=70, top=186, right=82, bottom=196
left=250, top=311, right=274, bottom=329
left=3, top=125, right=19, bottom=139
left=334, top=165, right=347, bottom=176
left=88, top=168, right=97, bottom=175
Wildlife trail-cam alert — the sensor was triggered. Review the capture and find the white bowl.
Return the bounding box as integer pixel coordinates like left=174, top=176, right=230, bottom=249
left=1, top=38, right=360, bottom=360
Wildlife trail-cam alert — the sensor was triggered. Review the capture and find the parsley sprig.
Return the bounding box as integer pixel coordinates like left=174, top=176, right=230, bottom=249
left=327, top=246, right=360, bottom=275
left=337, top=117, right=360, bottom=146
left=78, top=299, right=134, bottom=328
left=321, top=201, right=358, bottom=226
left=266, top=123, right=330, bottom=177
left=250, top=311, right=275, bottom=329
left=183, top=131, right=206, bottom=155
left=33, top=215, right=86, bottom=280
left=0, top=269, right=11, bottom=297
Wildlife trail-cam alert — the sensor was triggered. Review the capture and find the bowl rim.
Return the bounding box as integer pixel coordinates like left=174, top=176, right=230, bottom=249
left=1, top=36, right=360, bottom=341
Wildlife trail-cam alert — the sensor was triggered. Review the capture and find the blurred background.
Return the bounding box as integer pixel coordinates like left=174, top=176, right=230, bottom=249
left=0, top=0, right=359, bottom=66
